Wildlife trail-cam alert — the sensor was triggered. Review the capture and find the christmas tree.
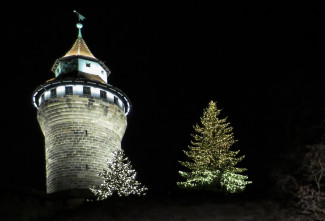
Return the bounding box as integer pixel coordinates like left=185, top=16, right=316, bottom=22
left=178, top=101, right=251, bottom=193
left=90, top=149, right=148, bottom=200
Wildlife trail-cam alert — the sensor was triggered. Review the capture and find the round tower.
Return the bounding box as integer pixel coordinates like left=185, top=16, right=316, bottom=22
left=32, top=20, right=131, bottom=197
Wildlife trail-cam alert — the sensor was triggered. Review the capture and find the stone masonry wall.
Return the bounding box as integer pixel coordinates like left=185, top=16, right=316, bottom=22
left=37, top=95, right=127, bottom=194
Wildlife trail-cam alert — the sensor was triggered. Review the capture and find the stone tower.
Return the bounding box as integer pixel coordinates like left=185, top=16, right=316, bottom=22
left=32, top=20, right=131, bottom=197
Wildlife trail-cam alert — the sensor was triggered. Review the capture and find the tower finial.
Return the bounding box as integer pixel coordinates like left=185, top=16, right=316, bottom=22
left=76, top=23, right=83, bottom=38
left=73, top=10, right=86, bottom=38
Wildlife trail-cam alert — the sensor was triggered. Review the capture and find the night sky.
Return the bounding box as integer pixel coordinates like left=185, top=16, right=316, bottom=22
left=1, top=2, right=325, bottom=197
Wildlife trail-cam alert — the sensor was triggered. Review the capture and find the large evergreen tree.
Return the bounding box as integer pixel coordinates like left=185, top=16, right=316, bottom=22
left=90, top=149, right=147, bottom=200
left=178, top=101, right=251, bottom=193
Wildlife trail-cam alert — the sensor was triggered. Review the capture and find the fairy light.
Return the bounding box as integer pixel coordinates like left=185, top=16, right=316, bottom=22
left=178, top=101, right=252, bottom=193
left=90, top=149, right=147, bottom=200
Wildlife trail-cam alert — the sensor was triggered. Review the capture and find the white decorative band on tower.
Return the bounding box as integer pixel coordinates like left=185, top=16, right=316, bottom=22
left=33, top=79, right=131, bottom=115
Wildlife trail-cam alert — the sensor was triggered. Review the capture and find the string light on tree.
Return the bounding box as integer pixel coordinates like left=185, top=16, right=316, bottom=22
left=178, top=101, right=252, bottom=193
left=90, top=149, right=148, bottom=200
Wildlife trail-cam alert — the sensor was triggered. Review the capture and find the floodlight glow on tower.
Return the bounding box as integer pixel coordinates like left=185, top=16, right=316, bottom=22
left=32, top=13, right=131, bottom=197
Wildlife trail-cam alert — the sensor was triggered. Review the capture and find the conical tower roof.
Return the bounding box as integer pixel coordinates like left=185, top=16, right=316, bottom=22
left=51, top=22, right=110, bottom=78
left=63, top=36, right=96, bottom=59
left=33, top=12, right=131, bottom=115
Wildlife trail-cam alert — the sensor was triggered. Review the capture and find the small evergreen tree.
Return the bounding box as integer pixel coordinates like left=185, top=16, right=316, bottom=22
left=178, top=101, right=251, bottom=193
left=90, top=149, right=147, bottom=200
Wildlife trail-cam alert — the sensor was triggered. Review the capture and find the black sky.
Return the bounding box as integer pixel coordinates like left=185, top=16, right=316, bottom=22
left=1, top=2, right=325, bottom=197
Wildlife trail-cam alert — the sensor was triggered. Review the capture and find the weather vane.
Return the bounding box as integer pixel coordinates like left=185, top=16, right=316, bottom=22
left=73, top=10, right=86, bottom=21
left=73, top=10, right=86, bottom=38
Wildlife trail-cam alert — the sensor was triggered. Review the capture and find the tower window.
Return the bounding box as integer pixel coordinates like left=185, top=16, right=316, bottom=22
left=50, top=88, right=57, bottom=97
left=83, top=86, right=91, bottom=95
left=100, top=90, right=107, bottom=99
left=114, top=96, right=118, bottom=105
left=86, top=63, right=91, bottom=67
left=65, top=86, right=73, bottom=95
left=41, top=94, right=45, bottom=104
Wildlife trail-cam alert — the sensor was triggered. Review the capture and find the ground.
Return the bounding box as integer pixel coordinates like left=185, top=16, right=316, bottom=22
left=0, top=187, right=313, bottom=221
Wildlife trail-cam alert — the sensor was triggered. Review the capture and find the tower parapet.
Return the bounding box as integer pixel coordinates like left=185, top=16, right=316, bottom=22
left=33, top=17, right=131, bottom=197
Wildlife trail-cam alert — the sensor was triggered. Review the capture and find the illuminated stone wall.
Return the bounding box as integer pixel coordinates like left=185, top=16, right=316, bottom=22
left=37, top=95, right=127, bottom=194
